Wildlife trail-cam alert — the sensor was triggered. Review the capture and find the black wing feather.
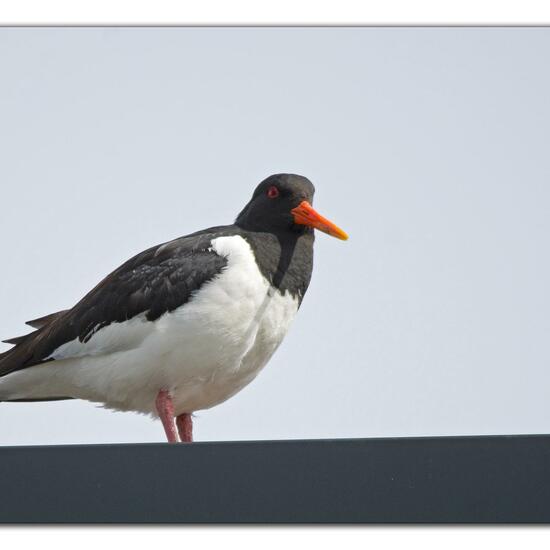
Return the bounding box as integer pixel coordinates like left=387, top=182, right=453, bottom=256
left=2, top=310, right=69, bottom=344
left=0, top=229, right=229, bottom=377
left=26, top=310, right=68, bottom=329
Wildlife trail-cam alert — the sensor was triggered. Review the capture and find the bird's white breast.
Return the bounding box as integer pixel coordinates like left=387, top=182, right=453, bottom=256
left=156, top=234, right=300, bottom=413
left=0, top=235, right=300, bottom=415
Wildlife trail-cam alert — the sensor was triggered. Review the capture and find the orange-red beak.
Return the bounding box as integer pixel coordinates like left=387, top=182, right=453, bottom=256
left=291, top=201, right=348, bottom=241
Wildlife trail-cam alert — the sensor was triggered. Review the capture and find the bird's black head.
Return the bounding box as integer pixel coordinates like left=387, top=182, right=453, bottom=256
left=235, top=173, right=348, bottom=240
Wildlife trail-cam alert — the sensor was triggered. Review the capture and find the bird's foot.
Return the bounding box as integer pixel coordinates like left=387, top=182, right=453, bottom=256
left=176, top=413, right=193, bottom=443
left=155, top=389, right=194, bottom=443
left=155, top=389, right=178, bottom=443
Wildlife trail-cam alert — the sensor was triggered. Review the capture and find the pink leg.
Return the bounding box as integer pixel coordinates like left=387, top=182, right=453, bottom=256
left=176, top=413, right=193, bottom=443
left=155, top=389, right=178, bottom=443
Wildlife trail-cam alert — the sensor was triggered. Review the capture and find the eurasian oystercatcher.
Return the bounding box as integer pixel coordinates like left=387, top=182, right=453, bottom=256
left=0, top=174, right=347, bottom=443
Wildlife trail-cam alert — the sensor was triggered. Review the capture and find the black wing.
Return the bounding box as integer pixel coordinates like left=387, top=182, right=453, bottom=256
left=0, top=229, right=228, bottom=377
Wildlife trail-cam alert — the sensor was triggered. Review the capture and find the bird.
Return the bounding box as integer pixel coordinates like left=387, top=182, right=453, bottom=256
left=0, top=174, right=348, bottom=443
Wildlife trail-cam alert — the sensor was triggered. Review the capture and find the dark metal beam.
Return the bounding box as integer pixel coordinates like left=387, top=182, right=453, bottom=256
left=1, top=434, right=549, bottom=523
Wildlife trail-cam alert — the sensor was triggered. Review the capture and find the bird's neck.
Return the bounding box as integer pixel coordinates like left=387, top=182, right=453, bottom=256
left=238, top=228, right=314, bottom=305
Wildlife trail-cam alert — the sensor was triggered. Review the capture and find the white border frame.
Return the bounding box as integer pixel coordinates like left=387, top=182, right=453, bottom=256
left=1, top=0, right=549, bottom=25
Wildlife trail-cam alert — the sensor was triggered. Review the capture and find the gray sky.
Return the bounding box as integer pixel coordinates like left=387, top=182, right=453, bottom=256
left=0, top=28, right=549, bottom=445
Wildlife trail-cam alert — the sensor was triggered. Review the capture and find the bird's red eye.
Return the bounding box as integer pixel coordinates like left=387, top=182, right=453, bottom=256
left=267, top=186, right=280, bottom=199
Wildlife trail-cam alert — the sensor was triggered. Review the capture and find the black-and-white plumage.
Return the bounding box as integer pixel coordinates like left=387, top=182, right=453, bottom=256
left=0, top=174, right=347, bottom=442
